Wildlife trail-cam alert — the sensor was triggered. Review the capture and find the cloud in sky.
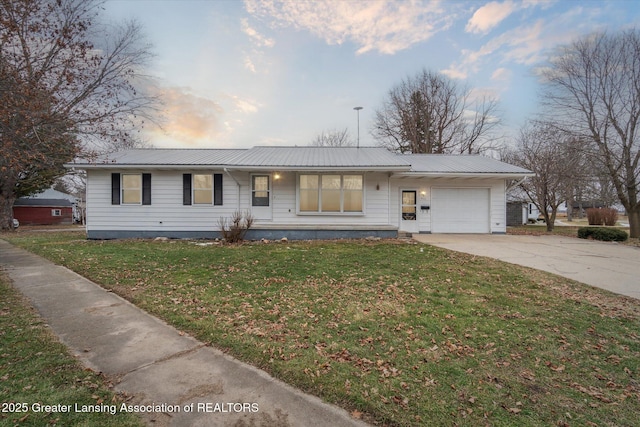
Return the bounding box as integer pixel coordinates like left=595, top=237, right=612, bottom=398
left=148, top=86, right=226, bottom=146
left=466, top=1, right=517, bottom=34
left=491, top=67, right=512, bottom=82
left=241, top=18, right=275, bottom=48
left=443, top=5, right=588, bottom=81
left=244, top=0, right=456, bottom=55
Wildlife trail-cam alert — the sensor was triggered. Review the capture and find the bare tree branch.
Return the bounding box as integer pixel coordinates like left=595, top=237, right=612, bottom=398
left=310, top=128, right=354, bottom=147
left=539, top=29, right=640, bottom=237
left=371, top=68, right=501, bottom=154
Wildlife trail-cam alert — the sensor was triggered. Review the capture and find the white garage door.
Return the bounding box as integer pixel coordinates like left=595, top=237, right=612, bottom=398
left=431, top=188, right=490, bottom=233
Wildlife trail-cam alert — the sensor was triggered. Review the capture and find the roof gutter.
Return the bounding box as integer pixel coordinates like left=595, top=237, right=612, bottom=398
left=392, top=172, right=536, bottom=179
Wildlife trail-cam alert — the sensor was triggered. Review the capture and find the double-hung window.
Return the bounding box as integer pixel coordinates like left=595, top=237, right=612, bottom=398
left=183, top=173, right=223, bottom=205
left=122, top=174, right=142, bottom=204
left=111, top=173, right=151, bottom=205
left=299, top=174, right=363, bottom=213
left=193, top=174, right=213, bottom=204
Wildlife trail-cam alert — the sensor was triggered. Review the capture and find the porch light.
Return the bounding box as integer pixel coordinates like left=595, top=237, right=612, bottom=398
left=274, top=173, right=281, bottom=180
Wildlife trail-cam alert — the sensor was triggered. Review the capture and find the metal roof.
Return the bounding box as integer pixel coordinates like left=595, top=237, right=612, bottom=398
left=400, top=154, right=533, bottom=175
left=15, top=198, right=73, bottom=207
left=67, top=147, right=411, bottom=171
left=69, top=149, right=247, bottom=167
left=65, top=147, right=532, bottom=175
left=230, top=146, right=408, bottom=169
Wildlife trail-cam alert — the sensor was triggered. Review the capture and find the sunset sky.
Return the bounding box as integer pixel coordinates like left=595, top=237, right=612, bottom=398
left=103, top=0, right=640, bottom=149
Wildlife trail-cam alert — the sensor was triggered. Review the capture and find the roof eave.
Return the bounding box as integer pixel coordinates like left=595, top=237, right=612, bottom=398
left=64, top=163, right=412, bottom=172
left=393, top=172, right=535, bottom=179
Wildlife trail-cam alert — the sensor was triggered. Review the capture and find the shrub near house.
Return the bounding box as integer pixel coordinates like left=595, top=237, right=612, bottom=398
left=578, top=227, right=628, bottom=242
left=586, top=207, right=618, bottom=226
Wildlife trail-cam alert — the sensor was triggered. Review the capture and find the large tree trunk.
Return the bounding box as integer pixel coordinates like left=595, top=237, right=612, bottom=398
left=628, top=207, right=640, bottom=239
left=0, top=195, right=16, bottom=230
left=543, top=209, right=556, bottom=232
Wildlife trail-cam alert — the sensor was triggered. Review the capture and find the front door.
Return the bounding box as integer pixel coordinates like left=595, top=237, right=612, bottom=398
left=400, top=190, right=419, bottom=233
left=251, top=175, right=272, bottom=220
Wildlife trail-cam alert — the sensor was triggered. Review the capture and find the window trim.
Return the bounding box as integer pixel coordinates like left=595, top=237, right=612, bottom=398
left=51, top=209, right=62, bottom=217
left=297, top=173, right=365, bottom=215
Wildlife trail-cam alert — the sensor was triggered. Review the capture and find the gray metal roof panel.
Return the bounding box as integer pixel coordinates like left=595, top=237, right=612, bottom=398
left=72, top=149, right=247, bottom=166
left=400, top=154, right=533, bottom=174
left=69, top=147, right=410, bottom=169
left=230, top=146, right=409, bottom=168
left=15, top=198, right=73, bottom=207
left=66, top=148, right=530, bottom=174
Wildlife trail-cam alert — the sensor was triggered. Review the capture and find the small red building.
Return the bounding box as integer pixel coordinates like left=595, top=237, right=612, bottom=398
left=13, top=198, right=74, bottom=225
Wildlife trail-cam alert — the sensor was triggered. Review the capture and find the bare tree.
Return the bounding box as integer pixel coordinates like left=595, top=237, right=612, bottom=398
left=0, top=0, right=159, bottom=230
left=504, top=122, right=582, bottom=231
left=310, top=128, right=354, bottom=147
left=539, top=29, right=640, bottom=237
left=372, top=68, right=501, bottom=154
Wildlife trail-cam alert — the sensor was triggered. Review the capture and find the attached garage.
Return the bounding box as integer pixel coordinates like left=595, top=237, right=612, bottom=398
left=431, top=188, right=490, bottom=233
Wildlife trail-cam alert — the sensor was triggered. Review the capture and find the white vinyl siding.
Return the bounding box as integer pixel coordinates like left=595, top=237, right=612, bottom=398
left=86, top=170, right=239, bottom=233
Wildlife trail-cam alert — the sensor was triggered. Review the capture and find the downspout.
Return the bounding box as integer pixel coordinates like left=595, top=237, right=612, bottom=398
left=387, top=172, right=392, bottom=229
left=223, top=168, right=242, bottom=210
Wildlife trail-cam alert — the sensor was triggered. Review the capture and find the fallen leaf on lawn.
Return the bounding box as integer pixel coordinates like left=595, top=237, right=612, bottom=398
left=351, top=410, right=362, bottom=419
left=508, top=407, right=521, bottom=414
left=519, top=370, right=535, bottom=381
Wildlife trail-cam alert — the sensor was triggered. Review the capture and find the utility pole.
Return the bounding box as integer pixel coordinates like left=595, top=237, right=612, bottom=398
left=353, top=106, right=363, bottom=148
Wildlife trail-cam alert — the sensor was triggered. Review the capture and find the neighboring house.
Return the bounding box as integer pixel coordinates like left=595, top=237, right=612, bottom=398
left=13, top=198, right=73, bottom=225
left=65, top=147, right=533, bottom=239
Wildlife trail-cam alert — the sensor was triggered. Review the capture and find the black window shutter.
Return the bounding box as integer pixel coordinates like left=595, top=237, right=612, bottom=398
left=111, top=173, right=121, bottom=205
left=214, top=173, right=223, bottom=205
left=142, top=173, right=152, bottom=205
left=183, top=174, right=192, bottom=205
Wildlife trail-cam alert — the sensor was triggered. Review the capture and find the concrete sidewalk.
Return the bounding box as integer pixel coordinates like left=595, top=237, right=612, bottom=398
left=413, top=234, right=640, bottom=300
left=0, top=239, right=369, bottom=427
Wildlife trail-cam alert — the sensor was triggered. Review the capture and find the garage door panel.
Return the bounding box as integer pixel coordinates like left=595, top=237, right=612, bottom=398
left=431, top=188, right=490, bottom=233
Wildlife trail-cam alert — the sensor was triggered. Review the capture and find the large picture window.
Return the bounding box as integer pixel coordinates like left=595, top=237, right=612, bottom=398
left=299, top=174, right=363, bottom=213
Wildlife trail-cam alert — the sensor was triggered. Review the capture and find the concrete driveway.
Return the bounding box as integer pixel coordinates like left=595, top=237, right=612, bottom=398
left=413, top=234, right=640, bottom=300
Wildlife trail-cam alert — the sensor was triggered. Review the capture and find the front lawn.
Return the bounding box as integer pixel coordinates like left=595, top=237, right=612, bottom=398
left=3, top=232, right=640, bottom=426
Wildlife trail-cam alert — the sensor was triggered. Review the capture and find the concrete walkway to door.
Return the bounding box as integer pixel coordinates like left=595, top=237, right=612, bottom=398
left=413, top=234, right=640, bottom=300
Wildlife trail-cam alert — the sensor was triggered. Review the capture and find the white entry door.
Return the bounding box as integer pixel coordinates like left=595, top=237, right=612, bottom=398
left=251, top=175, right=272, bottom=220
left=400, top=190, right=419, bottom=233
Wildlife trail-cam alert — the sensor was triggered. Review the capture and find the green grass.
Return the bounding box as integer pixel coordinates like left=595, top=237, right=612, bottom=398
left=3, top=231, right=640, bottom=426
left=0, top=270, right=144, bottom=427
